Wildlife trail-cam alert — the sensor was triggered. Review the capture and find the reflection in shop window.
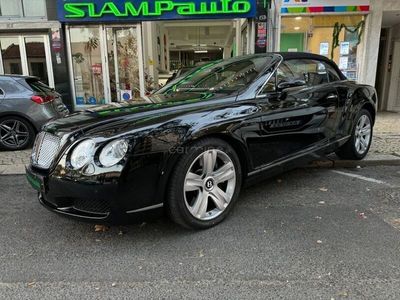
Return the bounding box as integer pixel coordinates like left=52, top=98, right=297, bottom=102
left=280, top=15, right=364, bottom=81
left=70, top=27, right=105, bottom=106
left=106, top=27, right=140, bottom=102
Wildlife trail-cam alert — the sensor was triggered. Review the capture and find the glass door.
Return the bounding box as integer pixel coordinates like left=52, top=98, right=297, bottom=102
left=106, top=27, right=140, bottom=102
left=67, top=26, right=105, bottom=106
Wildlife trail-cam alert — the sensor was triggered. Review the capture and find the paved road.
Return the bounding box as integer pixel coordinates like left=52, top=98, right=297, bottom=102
left=1, top=166, right=400, bottom=299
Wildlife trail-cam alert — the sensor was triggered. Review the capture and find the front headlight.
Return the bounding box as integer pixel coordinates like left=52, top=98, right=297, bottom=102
left=99, top=139, right=129, bottom=167
left=70, top=139, right=96, bottom=169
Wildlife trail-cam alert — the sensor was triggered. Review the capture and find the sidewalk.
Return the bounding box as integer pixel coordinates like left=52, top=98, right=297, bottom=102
left=0, top=112, right=399, bottom=175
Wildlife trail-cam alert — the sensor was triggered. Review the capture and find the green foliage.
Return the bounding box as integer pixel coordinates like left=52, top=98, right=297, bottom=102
left=331, top=20, right=365, bottom=60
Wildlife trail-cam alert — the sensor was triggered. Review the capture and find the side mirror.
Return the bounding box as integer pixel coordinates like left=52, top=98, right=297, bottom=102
left=277, top=79, right=306, bottom=91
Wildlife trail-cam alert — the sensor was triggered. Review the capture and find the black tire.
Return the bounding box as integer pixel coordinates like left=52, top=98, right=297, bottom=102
left=167, top=138, right=242, bottom=230
left=335, top=109, right=373, bottom=160
left=0, top=116, right=35, bottom=151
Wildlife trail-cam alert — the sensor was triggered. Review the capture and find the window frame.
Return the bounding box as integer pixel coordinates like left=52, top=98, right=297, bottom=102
left=257, top=58, right=336, bottom=98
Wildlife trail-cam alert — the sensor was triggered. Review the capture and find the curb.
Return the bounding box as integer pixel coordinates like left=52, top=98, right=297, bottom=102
left=0, top=164, right=26, bottom=175
left=308, top=154, right=400, bottom=169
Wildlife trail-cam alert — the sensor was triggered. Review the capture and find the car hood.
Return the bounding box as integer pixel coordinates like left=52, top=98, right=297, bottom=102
left=43, top=92, right=234, bottom=137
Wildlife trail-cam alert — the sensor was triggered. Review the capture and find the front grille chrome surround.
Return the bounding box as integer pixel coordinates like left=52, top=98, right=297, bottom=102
left=31, top=132, right=61, bottom=169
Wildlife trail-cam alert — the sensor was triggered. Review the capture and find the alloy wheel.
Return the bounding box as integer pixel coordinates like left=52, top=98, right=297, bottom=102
left=184, top=149, right=236, bottom=221
left=0, top=119, right=30, bottom=148
left=354, top=114, right=372, bottom=155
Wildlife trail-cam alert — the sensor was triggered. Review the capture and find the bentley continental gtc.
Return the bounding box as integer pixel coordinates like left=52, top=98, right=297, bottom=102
left=26, top=53, right=377, bottom=229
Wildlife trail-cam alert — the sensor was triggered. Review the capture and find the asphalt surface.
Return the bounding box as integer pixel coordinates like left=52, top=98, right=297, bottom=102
left=1, top=166, right=400, bottom=299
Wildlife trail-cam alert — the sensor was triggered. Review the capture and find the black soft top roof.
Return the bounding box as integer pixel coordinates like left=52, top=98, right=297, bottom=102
left=274, top=52, right=347, bottom=80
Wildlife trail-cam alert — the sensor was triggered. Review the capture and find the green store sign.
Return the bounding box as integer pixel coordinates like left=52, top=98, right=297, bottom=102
left=57, top=0, right=257, bottom=22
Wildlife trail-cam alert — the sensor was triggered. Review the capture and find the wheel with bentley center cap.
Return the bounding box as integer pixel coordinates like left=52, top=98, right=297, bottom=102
left=336, top=109, right=373, bottom=160
left=167, top=138, right=242, bottom=229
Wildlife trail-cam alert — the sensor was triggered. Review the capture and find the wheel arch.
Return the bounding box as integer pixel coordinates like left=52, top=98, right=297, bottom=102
left=158, top=132, right=250, bottom=206
left=361, top=101, right=376, bottom=125
left=0, top=112, right=38, bottom=133
left=194, top=133, right=250, bottom=178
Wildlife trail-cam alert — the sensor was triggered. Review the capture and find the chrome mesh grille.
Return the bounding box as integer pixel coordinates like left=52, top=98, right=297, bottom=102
left=31, top=132, right=61, bottom=169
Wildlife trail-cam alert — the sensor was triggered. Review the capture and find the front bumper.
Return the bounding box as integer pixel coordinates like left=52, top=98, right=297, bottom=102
left=25, top=165, right=163, bottom=224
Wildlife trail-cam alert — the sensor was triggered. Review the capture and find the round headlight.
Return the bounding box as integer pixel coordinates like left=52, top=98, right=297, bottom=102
left=99, top=139, right=129, bottom=167
left=70, top=139, right=96, bottom=169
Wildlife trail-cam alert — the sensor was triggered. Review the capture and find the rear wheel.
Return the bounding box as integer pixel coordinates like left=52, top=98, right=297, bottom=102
left=167, top=138, right=242, bottom=229
left=335, top=109, right=373, bottom=160
left=0, top=116, right=35, bottom=151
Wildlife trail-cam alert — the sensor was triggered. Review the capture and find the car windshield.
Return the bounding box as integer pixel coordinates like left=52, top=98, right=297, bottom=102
left=156, top=55, right=274, bottom=96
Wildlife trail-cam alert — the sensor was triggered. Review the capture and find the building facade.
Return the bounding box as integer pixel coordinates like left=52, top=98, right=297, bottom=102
left=0, top=0, right=399, bottom=112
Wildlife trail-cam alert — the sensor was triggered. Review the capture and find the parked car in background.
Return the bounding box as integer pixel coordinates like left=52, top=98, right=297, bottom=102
left=0, top=75, right=69, bottom=151
left=26, top=53, right=376, bottom=229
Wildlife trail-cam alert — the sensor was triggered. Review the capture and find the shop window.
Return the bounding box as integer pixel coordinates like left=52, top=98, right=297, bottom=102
left=106, top=27, right=140, bottom=102
left=69, top=27, right=105, bottom=106
left=281, top=15, right=364, bottom=81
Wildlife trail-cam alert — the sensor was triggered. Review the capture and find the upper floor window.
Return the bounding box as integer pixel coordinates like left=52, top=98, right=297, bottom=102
left=0, top=0, right=46, bottom=18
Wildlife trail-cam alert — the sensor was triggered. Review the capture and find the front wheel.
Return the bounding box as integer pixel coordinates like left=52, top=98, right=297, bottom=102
left=336, top=109, right=373, bottom=160
left=167, top=138, right=242, bottom=229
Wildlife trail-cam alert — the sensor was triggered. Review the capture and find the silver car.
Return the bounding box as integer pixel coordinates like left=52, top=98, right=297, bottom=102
left=0, top=75, right=69, bottom=150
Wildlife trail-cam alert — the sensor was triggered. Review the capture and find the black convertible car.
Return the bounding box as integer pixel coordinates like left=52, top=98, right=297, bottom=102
left=26, top=53, right=377, bottom=229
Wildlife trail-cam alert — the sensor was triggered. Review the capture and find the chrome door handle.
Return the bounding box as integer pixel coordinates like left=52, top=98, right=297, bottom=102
left=327, top=94, right=338, bottom=100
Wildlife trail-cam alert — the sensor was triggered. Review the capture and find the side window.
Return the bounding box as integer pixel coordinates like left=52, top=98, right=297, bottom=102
left=260, top=62, right=299, bottom=94
left=0, top=78, right=25, bottom=96
left=261, top=72, right=276, bottom=94
left=284, top=59, right=329, bottom=87
left=324, top=63, right=342, bottom=82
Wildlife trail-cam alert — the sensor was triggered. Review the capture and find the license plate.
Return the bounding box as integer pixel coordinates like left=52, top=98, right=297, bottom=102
left=26, top=170, right=44, bottom=191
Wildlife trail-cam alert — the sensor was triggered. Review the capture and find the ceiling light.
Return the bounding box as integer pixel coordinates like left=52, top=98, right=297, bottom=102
left=194, top=50, right=208, bottom=53
left=294, top=26, right=300, bottom=30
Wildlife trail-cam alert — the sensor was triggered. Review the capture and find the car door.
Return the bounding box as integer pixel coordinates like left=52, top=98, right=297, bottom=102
left=248, top=59, right=339, bottom=168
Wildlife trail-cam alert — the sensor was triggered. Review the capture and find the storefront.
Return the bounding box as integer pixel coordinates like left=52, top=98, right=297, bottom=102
left=280, top=0, right=370, bottom=81
left=57, top=0, right=258, bottom=110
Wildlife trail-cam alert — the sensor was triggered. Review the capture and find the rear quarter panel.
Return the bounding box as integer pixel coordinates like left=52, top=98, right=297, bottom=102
left=335, top=81, right=377, bottom=139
